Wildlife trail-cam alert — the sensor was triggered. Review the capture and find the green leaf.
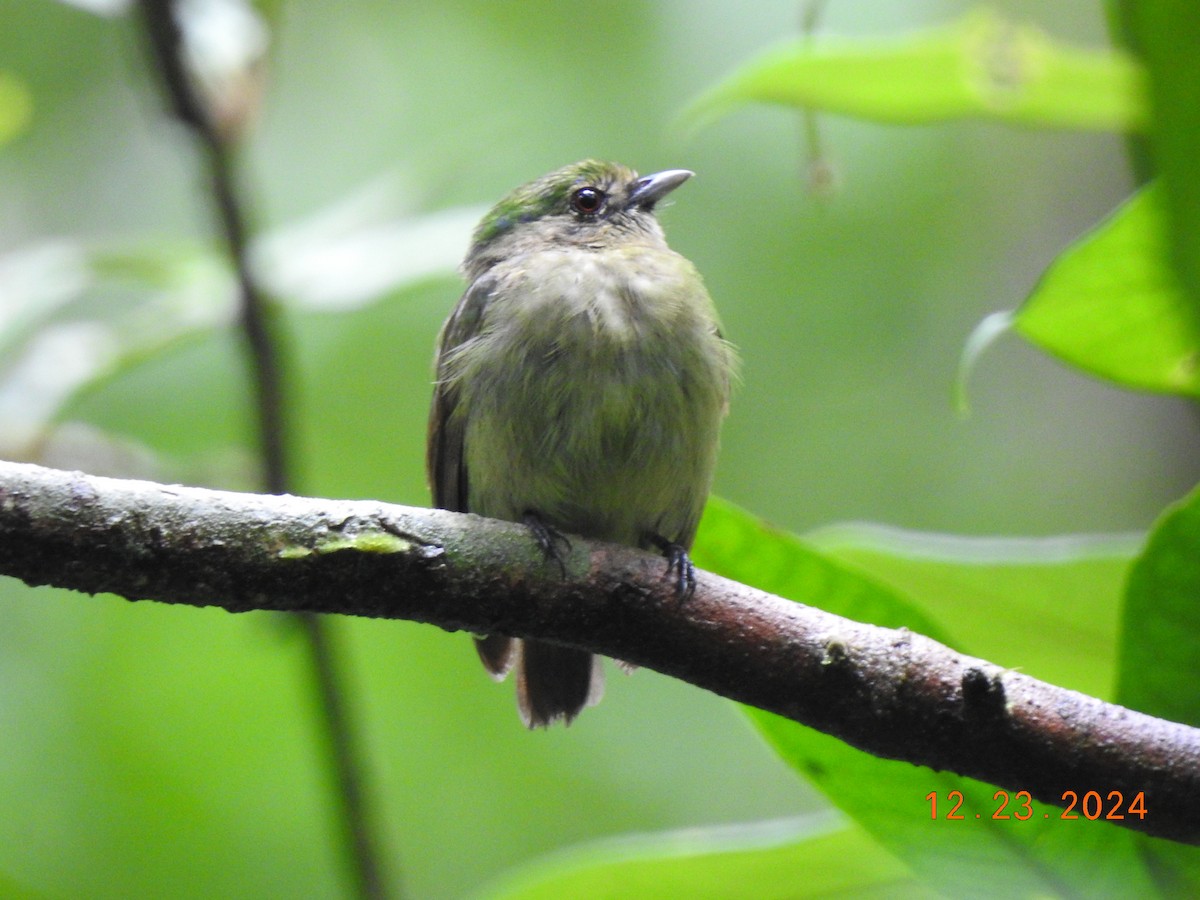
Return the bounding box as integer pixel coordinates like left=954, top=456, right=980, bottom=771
left=693, top=499, right=1157, bottom=897
left=808, top=525, right=1200, bottom=895
left=255, top=180, right=475, bottom=312
left=1116, top=484, right=1200, bottom=894
left=0, top=186, right=470, bottom=455
left=810, top=524, right=1200, bottom=894
left=1124, top=2, right=1200, bottom=312
left=1118, top=486, right=1200, bottom=727
left=694, top=499, right=952, bottom=641
left=0, top=73, right=31, bottom=147
left=474, top=815, right=931, bottom=900
left=683, top=10, right=1147, bottom=133
left=810, top=523, right=1136, bottom=699
left=1014, top=184, right=1200, bottom=396
left=0, top=241, right=232, bottom=461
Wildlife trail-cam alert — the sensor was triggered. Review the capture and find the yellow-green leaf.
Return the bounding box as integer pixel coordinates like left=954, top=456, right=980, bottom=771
left=475, top=816, right=929, bottom=900
left=683, top=10, right=1146, bottom=133
left=1014, top=184, right=1200, bottom=396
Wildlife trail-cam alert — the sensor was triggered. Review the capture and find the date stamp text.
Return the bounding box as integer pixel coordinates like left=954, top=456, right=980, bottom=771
left=925, top=790, right=1147, bottom=822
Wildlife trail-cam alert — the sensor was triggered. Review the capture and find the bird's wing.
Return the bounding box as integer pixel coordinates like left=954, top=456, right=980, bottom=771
left=674, top=324, right=736, bottom=551
left=426, top=274, right=495, bottom=512
left=430, top=276, right=519, bottom=678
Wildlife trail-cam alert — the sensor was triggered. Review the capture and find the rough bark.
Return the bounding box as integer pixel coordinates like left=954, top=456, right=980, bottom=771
left=0, top=459, right=1197, bottom=844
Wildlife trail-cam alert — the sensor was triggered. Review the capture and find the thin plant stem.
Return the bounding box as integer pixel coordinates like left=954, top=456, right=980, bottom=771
left=133, top=3, right=393, bottom=896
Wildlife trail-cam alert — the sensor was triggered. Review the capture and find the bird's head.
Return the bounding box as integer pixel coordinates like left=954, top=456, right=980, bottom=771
left=463, top=160, right=693, bottom=280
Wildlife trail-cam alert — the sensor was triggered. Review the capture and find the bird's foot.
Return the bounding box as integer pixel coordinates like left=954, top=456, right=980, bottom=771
left=646, top=533, right=696, bottom=600
left=523, top=511, right=572, bottom=577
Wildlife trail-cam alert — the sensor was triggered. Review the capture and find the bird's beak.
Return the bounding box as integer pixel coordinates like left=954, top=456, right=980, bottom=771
left=629, top=169, right=694, bottom=210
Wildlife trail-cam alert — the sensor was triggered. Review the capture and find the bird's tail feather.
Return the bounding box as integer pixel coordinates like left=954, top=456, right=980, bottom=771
left=516, top=640, right=603, bottom=728
left=475, top=634, right=516, bottom=679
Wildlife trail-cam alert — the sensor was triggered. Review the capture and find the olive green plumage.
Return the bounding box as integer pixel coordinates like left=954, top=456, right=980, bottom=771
left=428, top=160, right=735, bottom=727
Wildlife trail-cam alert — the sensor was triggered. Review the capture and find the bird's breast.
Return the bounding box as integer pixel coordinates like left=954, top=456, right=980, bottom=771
left=458, top=246, right=729, bottom=543
left=520, top=250, right=677, bottom=342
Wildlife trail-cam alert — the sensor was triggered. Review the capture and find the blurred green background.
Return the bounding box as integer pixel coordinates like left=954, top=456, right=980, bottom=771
left=0, top=1, right=1189, bottom=897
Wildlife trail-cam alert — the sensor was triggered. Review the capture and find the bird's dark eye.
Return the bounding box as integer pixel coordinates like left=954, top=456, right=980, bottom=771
left=570, top=186, right=604, bottom=215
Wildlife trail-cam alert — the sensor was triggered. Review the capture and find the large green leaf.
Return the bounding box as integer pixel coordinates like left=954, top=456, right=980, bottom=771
left=1115, top=484, right=1200, bottom=895
left=1122, top=2, right=1200, bottom=311
left=1119, top=486, right=1200, bottom=726
left=684, top=10, right=1146, bottom=132
left=811, top=523, right=1136, bottom=698
left=815, top=523, right=1200, bottom=894
left=1014, top=184, right=1200, bottom=396
left=474, top=815, right=930, bottom=900
left=693, top=499, right=1157, bottom=897
left=814, top=525, right=1200, bottom=895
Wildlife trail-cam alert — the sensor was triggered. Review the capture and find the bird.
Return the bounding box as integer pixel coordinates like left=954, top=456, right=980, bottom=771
left=427, top=160, right=735, bottom=727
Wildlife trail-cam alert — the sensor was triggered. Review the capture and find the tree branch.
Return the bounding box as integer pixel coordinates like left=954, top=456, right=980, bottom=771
left=2, top=459, right=1198, bottom=845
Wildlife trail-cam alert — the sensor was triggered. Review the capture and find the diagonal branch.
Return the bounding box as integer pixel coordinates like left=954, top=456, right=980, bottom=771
left=1, top=459, right=1198, bottom=846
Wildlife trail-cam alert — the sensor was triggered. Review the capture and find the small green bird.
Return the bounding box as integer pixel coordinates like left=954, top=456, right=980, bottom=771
left=428, top=160, right=735, bottom=727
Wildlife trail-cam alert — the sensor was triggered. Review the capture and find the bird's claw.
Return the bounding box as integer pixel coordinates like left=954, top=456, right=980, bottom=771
left=646, top=533, right=696, bottom=600
left=524, top=511, right=572, bottom=578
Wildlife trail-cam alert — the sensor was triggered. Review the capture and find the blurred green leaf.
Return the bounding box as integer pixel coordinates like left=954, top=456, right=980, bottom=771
left=1014, top=184, right=1200, bottom=396
left=0, top=184, right=469, bottom=461
left=694, top=499, right=1156, bottom=896
left=695, top=499, right=953, bottom=641
left=1123, top=2, right=1200, bottom=311
left=255, top=178, right=475, bottom=312
left=0, top=241, right=92, bottom=364
left=809, top=524, right=1197, bottom=893
left=0, top=240, right=232, bottom=461
left=810, top=524, right=1200, bottom=893
left=1115, top=484, right=1200, bottom=894
left=0, top=72, right=31, bottom=146
left=1117, top=486, right=1200, bottom=726
left=810, top=523, right=1135, bottom=698
left=684, top=9, right=1147, bottom=132
left=474, top=814, right=931, bottom=900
